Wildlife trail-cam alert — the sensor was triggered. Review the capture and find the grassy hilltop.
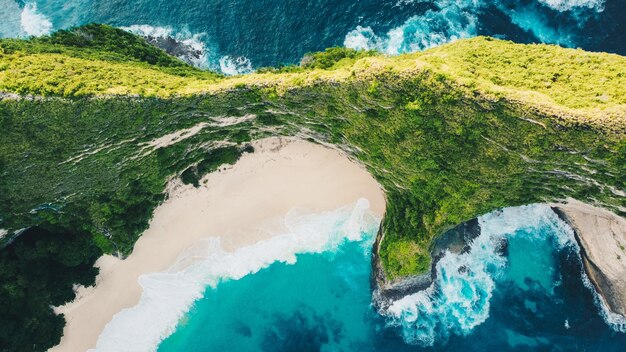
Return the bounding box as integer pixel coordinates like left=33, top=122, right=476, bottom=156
left=0, top=24, right=625, bottom=350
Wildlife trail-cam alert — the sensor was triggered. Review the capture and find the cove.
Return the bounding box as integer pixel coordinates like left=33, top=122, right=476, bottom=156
left=155, top=205, right=625, bottom=351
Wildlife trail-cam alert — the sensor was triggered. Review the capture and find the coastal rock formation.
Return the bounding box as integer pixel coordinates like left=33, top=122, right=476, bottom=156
left=2, top=25, right=625, bottom=348
left=372, top=219, right=482, bottom=310
left=375, top=200, right=626, bottom=321
left=552, top=200, right=626, bottom=317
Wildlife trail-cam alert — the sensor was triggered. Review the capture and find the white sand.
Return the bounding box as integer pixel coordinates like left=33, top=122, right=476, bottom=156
left=552, top=199, right=626, bottom=316
left=51, top=137, right=385, bottom=352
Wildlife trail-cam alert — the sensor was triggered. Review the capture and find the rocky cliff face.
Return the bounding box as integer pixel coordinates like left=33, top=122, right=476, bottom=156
left=552, top=200, right=626, bottom=318
left=375, top=201, right=626, bottom=322
left=372, top=218, right=482, bottom=311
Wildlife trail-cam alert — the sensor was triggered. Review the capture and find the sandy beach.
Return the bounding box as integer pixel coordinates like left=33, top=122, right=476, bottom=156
left=51, top=137, right=385, bottom=352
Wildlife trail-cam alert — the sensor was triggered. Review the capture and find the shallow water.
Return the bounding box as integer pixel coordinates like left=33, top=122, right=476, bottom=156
left=151, top=204, right=625, bottom=352
left=1, top=0, right=624, bottom=73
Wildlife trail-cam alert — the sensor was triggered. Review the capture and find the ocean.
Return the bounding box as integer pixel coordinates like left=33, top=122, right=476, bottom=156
left=2, top=1, right=625, bottom=350
left=1, top=0, right=625, bottom=74
left=90, top=201, right=625, bottom=351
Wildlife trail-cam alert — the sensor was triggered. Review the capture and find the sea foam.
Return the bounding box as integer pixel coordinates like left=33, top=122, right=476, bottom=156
left=344, top=1, right=477, bottom=55
left=344, top=0, right=604, bottom=55
left=537, top=0, right=605, bottom=12
left=20, top=2, right=53, bottom=37
left=385, top=204, right=578, bottom=346
left=580, top=261, right=626, bottom=332
left=91, top=198, right=379, bottom=352
left=219, top=55, right=254, bottom=76
left=120, top=25, right=211, bottom=69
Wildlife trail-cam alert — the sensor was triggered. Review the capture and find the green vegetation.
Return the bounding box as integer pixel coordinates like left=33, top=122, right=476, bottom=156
left=0, top=25, right=625, bottom=349
left=299, top=47, right=380, bottom=69
left=420, top=37, right=626, bottom=110
left=256, top=47, right=379, bottom=73
left=181, top=145, right=251, bottom=187
left=0, top=227, right=101, bottom=352
left=0, top=24, right=220, bottom=78
left=0, top=24, right=220, bottom=96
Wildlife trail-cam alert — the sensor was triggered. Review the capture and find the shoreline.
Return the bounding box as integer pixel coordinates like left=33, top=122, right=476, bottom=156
left=550, top=199, right=626, bottom=319
left=373, top=199, right=626, bottom=325
left=51, top=137, right=385, bottom=352
left=372, top=218, right=482, bottom=310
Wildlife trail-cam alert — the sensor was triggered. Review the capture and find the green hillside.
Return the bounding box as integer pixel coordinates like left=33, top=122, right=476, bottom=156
left=0, top=25, right=625, bottom=350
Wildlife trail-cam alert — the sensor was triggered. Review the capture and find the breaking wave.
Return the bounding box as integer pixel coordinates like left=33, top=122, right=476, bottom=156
left=20, top=2, right=53, bottom=37
left=580, top=264, right=626, bottom=332
left=218, top=55, right=254, bottom=76
left=120, top=25, right=255, bottom=74
left=120, top=25, right=212, bottom=69
left=92, top=199, right=379, bottom=352
left=538, top=0, right=605, bottom=12
left=385, top=204, right=584, bottom=346
left=344, top=0, right=605, bottom=54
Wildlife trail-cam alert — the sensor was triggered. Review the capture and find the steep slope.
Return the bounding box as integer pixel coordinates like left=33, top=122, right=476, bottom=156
left=0, top=25, right=625, bottom=350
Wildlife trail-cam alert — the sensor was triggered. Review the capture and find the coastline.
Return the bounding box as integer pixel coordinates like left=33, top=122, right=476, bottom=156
left=372, top=218, right=482, bottom=310
left=51, top=137, right=385, bottom=352
left=550, top=199, right=626, bottom=318
left=374, top=199, right=626, bottom=325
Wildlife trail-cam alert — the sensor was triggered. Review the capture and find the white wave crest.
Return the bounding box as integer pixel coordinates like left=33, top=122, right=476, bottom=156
left=386, top=204, right=576, bottom=346
left=538, top=0, right=605, bottom=12
left=92, top=198, right=379, bottom=352
left=20, top=2, right=53, bottom=37
left=344, top=0, right=604, bottom=55
left=120, top=25, right=211, bottom=69
left=344, top=1, right=477, bottom=55
left=580, top=263, right=626, bottom=332
left=219, top=55, right=254, bottom=76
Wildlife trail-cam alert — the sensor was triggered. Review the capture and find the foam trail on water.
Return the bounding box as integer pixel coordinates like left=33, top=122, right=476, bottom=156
left=20, top=2, right=53, bottom=36
left=537, top=0, right=605, bottom=11
left=385, top=204, right=577, bottom=346
left=120, top=25, right=211, bottom=69
left=345, top=0, right=477, bottom=54
left=92, top=199, right=379, bottom=352
left=219, top=55, right=254, bottom=76
left=344, top=0, right=605, bottom=55
left=580, top=265, right=626, bottom=332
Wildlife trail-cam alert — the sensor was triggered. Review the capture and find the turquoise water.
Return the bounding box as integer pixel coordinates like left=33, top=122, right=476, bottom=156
left=148, top=204, right=626, bottom=351
left=158, top=237, right=378, bottom=352
left=1, top=0, right=625, bottom=73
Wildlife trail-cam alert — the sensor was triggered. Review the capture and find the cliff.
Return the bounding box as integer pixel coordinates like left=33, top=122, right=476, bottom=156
left=1, top=27, right=626, bottom=348
left=552, top=199, right=626, bottom=317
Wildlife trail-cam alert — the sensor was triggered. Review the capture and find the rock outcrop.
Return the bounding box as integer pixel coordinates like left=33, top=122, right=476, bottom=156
left=372, top=218, right=481, bottom=311
left=551, top=199, right=626, bottom=317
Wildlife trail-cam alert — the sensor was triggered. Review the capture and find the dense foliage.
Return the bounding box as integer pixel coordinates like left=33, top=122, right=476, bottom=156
left=2, top=29, right=624, bottom=133
left=34, top=24, right=192, bottom=68
left=0, top=25, right=220, bottom=96
left=0, top=227, right=101, bottom=352
left=0, top=24, right=625, bottom=348
left=299, top=47, right=380, bottom=69
left=181, top=145, right=251, bottom=187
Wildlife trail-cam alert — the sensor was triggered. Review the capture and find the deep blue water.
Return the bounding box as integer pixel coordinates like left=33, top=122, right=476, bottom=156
left=1, top=0, right=625, bottom=73
left=2, top=2, right=625, bottom=349
left=148, top=204, right=625, bottom=352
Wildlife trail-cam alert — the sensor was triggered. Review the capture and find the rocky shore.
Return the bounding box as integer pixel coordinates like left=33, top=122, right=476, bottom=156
left=372, top=218, right=482, bottom=311
left=138, top=33, right=205, bottom=66
left=551, top=199, right=626, bottom=318
left=373, top=200, right=626, bottom=320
